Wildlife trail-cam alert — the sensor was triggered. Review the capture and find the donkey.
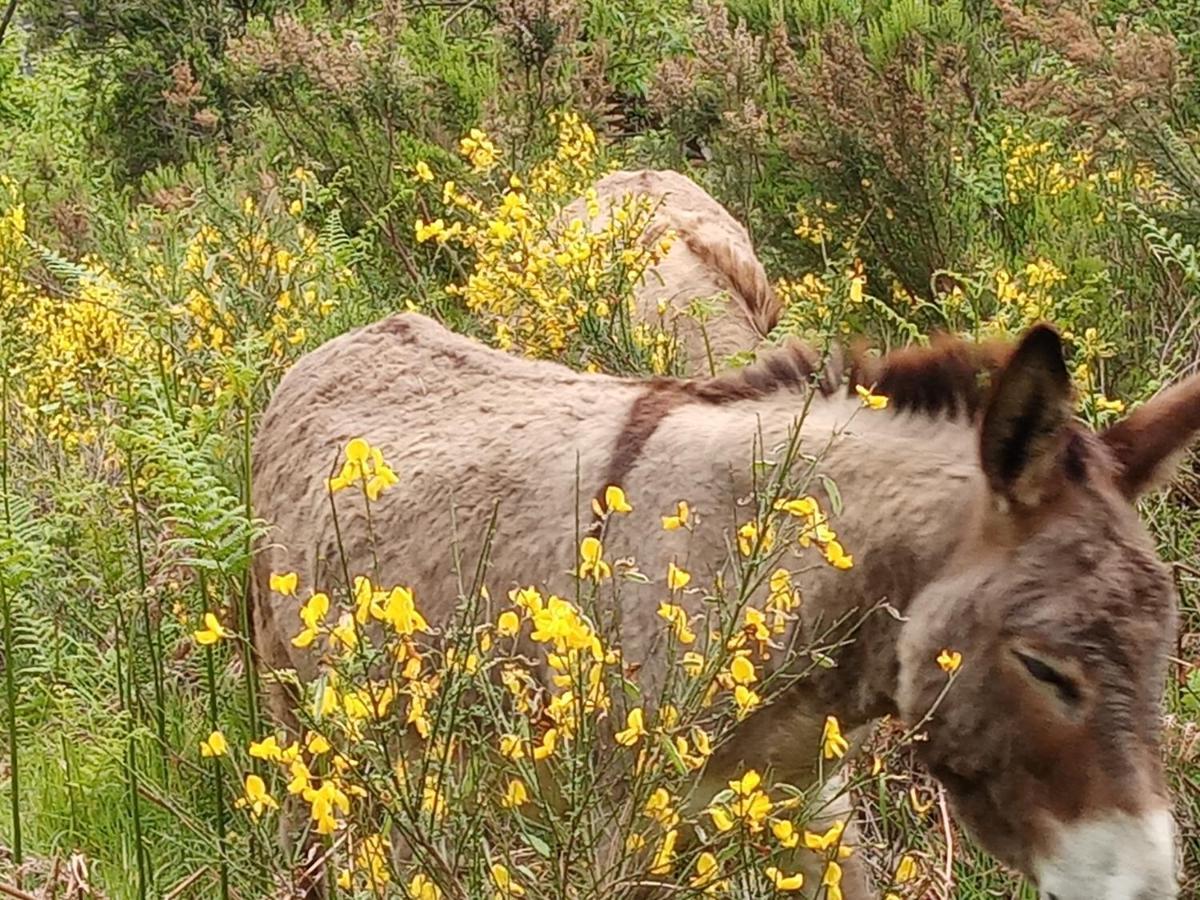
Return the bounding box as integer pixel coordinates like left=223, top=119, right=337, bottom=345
left=559, top=169, right=780, bottom=373
left=251, top=312, right=1199, bottom=898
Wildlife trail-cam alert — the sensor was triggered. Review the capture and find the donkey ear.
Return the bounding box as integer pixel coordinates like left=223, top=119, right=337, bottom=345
left=1101, top=372, right=1200, bottom=498
left=979, top=325, right=1073, bottom=507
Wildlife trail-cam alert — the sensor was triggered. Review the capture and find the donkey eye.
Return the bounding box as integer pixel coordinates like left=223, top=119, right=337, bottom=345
left=1013, top=650, right=1081, bottom=705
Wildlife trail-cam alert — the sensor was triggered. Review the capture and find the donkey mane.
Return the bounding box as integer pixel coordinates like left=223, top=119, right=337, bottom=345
left=591, top=333, right=1019, bottom=519
left=687, top=332, right=1015, bottom=419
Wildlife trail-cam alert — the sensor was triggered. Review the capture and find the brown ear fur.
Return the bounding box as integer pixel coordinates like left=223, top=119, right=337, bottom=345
left=1102, top=370, right=1200, bottom=498
left=979, top=324, right=1073, bottom=507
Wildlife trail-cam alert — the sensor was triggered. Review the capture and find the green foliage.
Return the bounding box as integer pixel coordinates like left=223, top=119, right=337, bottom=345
left=0, top=0, right=1198, bottom=895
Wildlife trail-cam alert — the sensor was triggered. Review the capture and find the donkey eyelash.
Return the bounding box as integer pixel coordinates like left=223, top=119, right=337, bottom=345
left=1012, top=650, right=1082, bottom=704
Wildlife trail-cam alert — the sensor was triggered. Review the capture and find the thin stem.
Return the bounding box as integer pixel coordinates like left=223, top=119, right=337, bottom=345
left=0, top=578, right=19, bottom=866
left=239, top=400, right=261, bottom=741
left=0, top=0, right=18, bottom=47
left=200, top=570, right=231, bottom=900
left=127, top=736, right=150, bottom=900
left=0, top=370, right=19, bottom=865
left=126, top=448, right=168, bottom=778
left=62, top=733, right=79, bottom=840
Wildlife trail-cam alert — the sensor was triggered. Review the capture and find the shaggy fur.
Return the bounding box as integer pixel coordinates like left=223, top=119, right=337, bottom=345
left=252, top=312, right=1200, bottom=898
left=559, top=169, right=780, bottom=373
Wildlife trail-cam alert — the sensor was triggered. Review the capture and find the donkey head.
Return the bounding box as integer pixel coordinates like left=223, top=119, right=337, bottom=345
left=896, top=325, right=1198, bottom=900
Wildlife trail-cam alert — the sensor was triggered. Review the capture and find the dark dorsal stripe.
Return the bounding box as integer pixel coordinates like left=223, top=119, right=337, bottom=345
left=588, top=383, right=694, bottom=533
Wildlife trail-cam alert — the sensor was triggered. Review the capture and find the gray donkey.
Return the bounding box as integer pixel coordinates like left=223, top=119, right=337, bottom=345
left=253, top=313, right=1198, bottom=898
left=559, top=169, right=780, bottom=373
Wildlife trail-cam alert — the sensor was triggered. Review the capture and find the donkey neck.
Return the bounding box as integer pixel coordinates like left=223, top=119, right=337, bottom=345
left=790, top=400, right=982, bottom=725
left=689, top=397, right=983, bottom=792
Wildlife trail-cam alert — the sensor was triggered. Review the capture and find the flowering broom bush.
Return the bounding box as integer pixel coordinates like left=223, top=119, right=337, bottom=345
left=413, top=112, right=682, bottom=375
left=193, top=412, right=956, bottom=897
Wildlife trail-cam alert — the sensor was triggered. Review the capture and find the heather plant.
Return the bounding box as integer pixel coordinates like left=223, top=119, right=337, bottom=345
left=22, top=0, right=268, bottom=178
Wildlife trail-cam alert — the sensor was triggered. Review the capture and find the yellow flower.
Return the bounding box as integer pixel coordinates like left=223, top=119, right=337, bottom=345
left=799, top=519, right=838, bottom=550
left=305, top=778, right=350, bottom=834
left=490, top=862, right=525, bottom=898
left=738, top=520, right=775, bottom=557
left=743, top=606, right=770, bottom=642
left=937, top=649, right=963, bottom=674
left=650, top=828, right=678, bottom=875
left=729, top=768, right=761, bottom=794
left=578, top=536, right=611, bottom=581
left=692, top=852, right=720, bottom=887
left=500, top=778, right=529, bottom=809
left=804, top=820, right=846, bottom=851
left=407, top=873, right=443, bottom=900
left=909, top=786, right=935, bottom=815
left=330, top=612, right=358, bottom=651
left=414, top=161, right=434, bottom=183
left=235, top=774, right=278, bottom=819
left=737, top=521, right=759, bottom=556
left=249, top=734, right=284, bottom=762
left=823, top=539, right=854, bottom=570
left=855, top=384, right=889, bottom=410
left=532, top=727, right=557, bottom=761
left=895, top=854, right=918, bottom=883
left=327, top=438, right=399, bottom=499
left=194, top=612, right=228, bottom=645
left=767, top=568, right=802, bottom=615
left=287, top=759, right=313, bottom=796
left=415, top=218, right=448, bottom=244
left=497, top=610, right=521, bottom=637
left=709, top=769, right=774, bottom=833
left=661, top=500, right=690, bottom=530
left=772, top=819, right=799, bottom=848
left=657, top=602, right=696, bottom=644
left=200, top=730, right=228, bottom=757
left=615, top=707, right=648, bottom=746
left=289, top=198, right=303, bottom=216
left=666, top=561, right=691, bottom=590
left=733, top=684, right=761, bottom=719
left=643, top=787, right=678, bottom=828
left=352, top=575, right=384, bottom=624
left=729, top=654, right=756, bottom=685
left=822, top=716, right=849, bottom=760
left=530, top=596, right=597, bottom=654
left=709, top=805, right=734, bottom=832
left=823, top=861, right=844, bottom=900
left=498, top=733, right=525, bottom=760
left=592, top=484, right=632, bottom=515
left=383, top=586, right=428, bottom=636
left=293, top=591, right=329, bottom=648
left=270, top=571, right=298, bottom=596
left=765, top=866, right=805, bottom=891
left=460, top=128, right=499, bottom=172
